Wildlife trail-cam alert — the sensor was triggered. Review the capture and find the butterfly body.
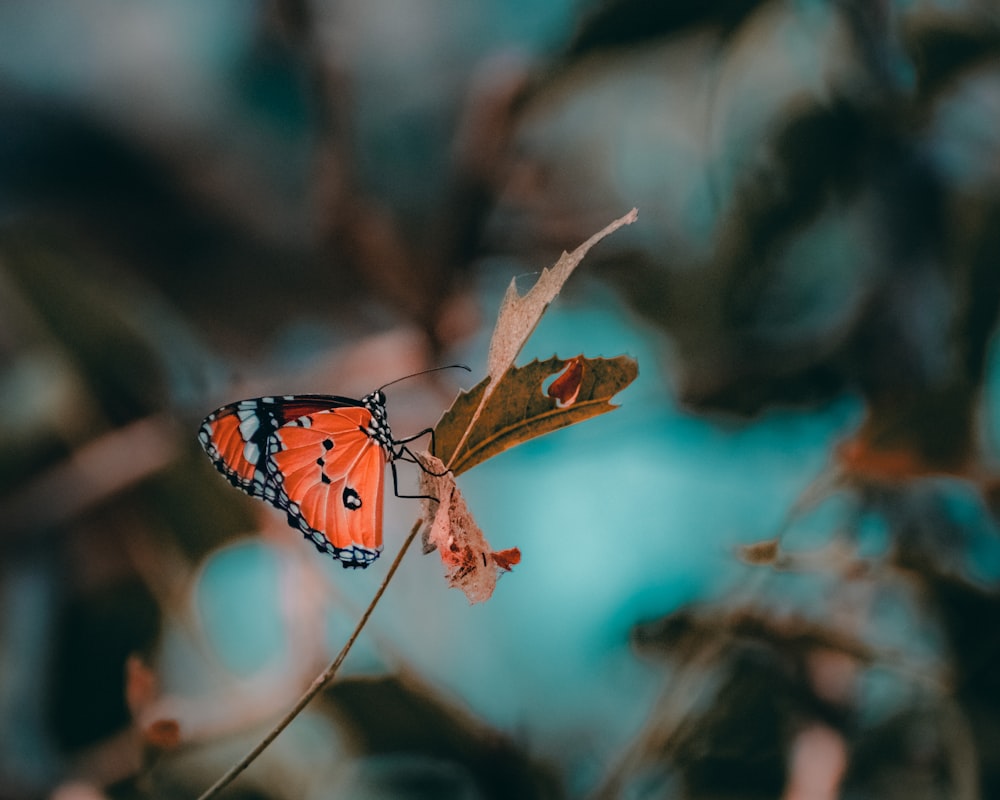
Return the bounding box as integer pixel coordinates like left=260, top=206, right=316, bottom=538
left=198, top=390, right=397, bottom=568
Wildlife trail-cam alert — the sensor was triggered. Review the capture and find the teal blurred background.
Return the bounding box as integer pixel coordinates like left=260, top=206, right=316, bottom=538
left=2, top=2, right=1000, bottom=799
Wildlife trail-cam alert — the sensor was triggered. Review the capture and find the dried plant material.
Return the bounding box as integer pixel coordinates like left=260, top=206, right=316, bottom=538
left=546, top=355, right=584, bottom=406
left=443, top=209, right=638, bottom=468
left=836, top=435, right=955, bottom=481
left=487, top=208, right=638, bottom=389
left=738, top=538, right=781, bottom=565
left=632, top=606, right=939, bottom=677
left=125, top=653, right=182, bottom=749
left=433, top=355, right=638, bottom=476
left=412, top=213, right=639, bottom=601
left=490, top=547, right=521, bottom=570
left=145, top=718, right=182, bottom=750
left=125, top=653, right=158, bottom=716
left=418, top=454, right=520, bottom=603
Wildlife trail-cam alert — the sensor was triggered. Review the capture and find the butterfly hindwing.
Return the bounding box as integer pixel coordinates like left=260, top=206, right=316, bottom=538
left=267, top=406, right=386, bottom=567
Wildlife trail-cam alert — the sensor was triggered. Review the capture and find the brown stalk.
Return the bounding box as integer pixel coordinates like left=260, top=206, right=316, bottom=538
left=196, top=518, right=424, bottom=800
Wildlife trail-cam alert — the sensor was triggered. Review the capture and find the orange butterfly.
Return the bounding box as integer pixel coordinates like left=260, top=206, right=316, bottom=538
left=198, top=367, right=468, bottom=568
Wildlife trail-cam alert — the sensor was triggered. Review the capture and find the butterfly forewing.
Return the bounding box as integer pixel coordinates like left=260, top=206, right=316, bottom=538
left=198, top=396, right=348, bottom=495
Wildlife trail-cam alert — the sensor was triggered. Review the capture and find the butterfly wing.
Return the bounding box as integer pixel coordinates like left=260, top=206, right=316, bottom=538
left=267, top=406, right=387, bottom=568
left=198, top=395, right=357, bottom=500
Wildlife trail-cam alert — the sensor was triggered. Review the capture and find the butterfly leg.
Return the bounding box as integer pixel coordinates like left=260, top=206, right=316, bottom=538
left=394, top=426, right=435, bottom=452
left=389, top=458, right=440, bottom=502
left=392, top=428, right=451, bottom=477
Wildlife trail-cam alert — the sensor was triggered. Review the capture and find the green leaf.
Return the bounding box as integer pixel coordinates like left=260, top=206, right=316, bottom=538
left=432, top=354, right=638, bottom=476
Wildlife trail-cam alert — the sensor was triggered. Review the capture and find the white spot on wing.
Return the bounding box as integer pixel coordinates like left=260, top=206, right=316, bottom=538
left=243, top=441, right=260, bottom=464
left=238, top=414, right=260, bottom=439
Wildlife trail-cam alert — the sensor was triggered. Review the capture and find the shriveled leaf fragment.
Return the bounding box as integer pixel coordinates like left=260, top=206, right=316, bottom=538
left=491, top=547, right=522, bottom=571
left=418, top=454, right=520, bottom=603
left=125, top=653, right=158, bottom=717
left=434, top=355, right=638, bottom=476
left=486, top=208, right=638, bottom=393
left=145, top=718, right=182, bottom=750
left=125, top=653, right=182, bottom=749
left=546, top=355, right=584, bottom=406
left=738, top=538, right=781, bottom=565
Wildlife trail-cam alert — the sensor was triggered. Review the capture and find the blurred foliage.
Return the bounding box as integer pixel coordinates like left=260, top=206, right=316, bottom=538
left=2, top=1, right=1000, bottom=799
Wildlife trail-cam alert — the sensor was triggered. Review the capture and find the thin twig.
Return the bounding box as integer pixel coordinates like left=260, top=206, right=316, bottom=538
left=196, top=518, right=425, bottom=800
left=588, top=634, right=728, bottom=800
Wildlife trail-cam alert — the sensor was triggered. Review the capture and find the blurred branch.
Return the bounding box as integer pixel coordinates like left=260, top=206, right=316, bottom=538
left=0, top=414, right=181, bottom=541
left=589, top=634, right=729, bottom=800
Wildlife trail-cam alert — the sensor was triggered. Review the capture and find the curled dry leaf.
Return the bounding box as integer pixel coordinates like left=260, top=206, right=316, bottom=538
left=418, top=453, right=520, bottom=604
left=434, top=355, right=638, bottom=476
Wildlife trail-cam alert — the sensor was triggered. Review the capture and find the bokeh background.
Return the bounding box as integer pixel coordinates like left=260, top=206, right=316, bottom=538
left=3, top=1, right=1000, bottom=798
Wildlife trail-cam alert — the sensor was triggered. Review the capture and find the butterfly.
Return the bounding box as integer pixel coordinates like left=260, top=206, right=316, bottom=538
left=197, top=367, right=468, bottom=568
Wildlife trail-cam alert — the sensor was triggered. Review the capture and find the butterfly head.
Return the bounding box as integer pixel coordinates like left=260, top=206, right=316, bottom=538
left=364, top=365, right=469, bottom=455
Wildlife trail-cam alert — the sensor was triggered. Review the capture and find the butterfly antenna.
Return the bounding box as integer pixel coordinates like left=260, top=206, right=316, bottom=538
left=377, top=364, right=471, bottom=393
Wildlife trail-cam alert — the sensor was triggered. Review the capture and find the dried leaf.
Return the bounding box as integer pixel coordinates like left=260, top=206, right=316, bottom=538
left=419, top=454, right=519, bottom=603
left=144, top=718, right=182, bottom=750
left=125, top=653, right=158, bottom=718
left=836, top=435, right=955, bottom=481
left=490, top=548, right=522, bottom=571
left=442, top=209, right=638, bottom=466
left=433, top=355, right=638, bottom=476
left=416, top=212, right=639, bottom=600
left=125, top=653, right=182, bottom=750
left=486, top=208, right=638, bottom=391
left=738, top=538, right=781, bottom=565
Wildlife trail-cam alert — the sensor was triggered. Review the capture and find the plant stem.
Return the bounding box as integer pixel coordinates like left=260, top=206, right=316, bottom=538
left=196, top=518, right=424, bottom=800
